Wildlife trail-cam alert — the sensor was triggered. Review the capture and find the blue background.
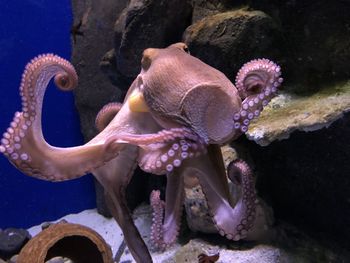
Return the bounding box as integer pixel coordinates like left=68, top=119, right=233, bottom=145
left=0, top=1, right=96, bottom=228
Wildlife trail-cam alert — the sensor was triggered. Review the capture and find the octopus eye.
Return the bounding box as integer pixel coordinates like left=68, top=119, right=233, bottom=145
left=141, top=55, right=151, bottom=70
left=183, top=46, right=190, bottom=54
left=141, top=48, right=158, bottom=71
left=170, top=43, right=190, bottom=54
left=180, top=44, right=190, bottom=54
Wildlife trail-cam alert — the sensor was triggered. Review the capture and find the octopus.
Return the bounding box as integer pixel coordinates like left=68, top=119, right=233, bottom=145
left=0, top=43, right=282, bottom=263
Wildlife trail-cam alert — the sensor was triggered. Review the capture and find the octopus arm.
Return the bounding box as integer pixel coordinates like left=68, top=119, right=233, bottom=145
left=0, top=54, right=126, bottom=181
left=93, top=145, right=153, bottom=263
left=150, top=170, right=184, bottom=250
left=184, top=150, right=257, bottom=241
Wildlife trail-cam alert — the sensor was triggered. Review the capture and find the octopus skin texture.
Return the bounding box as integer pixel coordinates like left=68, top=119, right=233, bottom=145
left=0, top=43, right=282, bottom=263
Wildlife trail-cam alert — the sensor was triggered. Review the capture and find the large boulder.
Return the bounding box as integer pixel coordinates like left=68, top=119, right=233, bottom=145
left=71, top=0, right=127, bottom=141
left=183, top=8, right=284, bottom=82
left=250, top=0, right=350, bottom=88
left=245, top=111, right=350, bottom=248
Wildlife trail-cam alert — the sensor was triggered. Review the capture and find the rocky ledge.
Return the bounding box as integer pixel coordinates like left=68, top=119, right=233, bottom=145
left=247, top=81, right=350, bottom=146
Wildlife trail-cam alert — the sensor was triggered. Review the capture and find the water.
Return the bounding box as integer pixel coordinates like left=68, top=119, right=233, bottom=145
left=0, top=1, right=95, bottom=229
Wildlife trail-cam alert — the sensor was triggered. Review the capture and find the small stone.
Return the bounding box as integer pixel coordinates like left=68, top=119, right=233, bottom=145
left=45, top=257, right=74, bottom=263
left=45, top=257, right=65, bottom=263
left=41, top=222, right=52, bottom=230
left=0, top=228, right=31, bottom=259
left=8, top=254, right=18, bottom=263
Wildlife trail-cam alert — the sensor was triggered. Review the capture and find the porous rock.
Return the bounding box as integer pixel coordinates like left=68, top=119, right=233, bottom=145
left=184, top=185, right=218, bottom=234
left=247, top=81, right=350, bottom=146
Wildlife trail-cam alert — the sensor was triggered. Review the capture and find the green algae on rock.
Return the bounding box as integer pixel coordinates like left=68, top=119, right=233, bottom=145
left=246, top=81, right=350, bottom=146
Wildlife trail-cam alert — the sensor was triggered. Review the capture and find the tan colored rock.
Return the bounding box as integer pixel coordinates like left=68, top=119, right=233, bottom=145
left=247, top=81, right=350, bottom=146
left=220, top=144, right=238, bottom=168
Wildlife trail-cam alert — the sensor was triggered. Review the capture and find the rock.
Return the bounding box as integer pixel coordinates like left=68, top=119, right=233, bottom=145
left=71, top=0, right=127, bottom=142
left=246, top=81, right=350, bottom=146
left=220, top=144, right=238, bottom=168
left=183, top=8, right=283, bottom=83
left=45, top=256, right=74, bottom=263
left=0, top=228, right=31, bottom=259
left=173, top=238, right=296, bottom=263
left=8, top=254, right=18, bottom=263
left=99, top=49, right=131, bottom=89
left=41, top=222, right=53, bottom=230
left=190, top=0, right=236, bottom=23
left=45, top=256, right=63, bottom=263
left=28, top=207, right=348, bottom=262
left=114, top=0, right=192, bottom=78
left=250, top=0, right=350, bottom=87
left=172, top=225, right=347, bottom=263
left=246, top=111, right=350, bottom=248
left=184, top=185, right=217, bottom=234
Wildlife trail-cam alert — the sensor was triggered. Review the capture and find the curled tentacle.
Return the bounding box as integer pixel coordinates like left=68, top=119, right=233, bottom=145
left=0, top=54, right=196, bottom=182
left=186, top=154, right=258, bottom=241
left=235, top=58, right=282, bottom=99
left=1, top=54, right=77, bottom=158
left=95, top=102, right=123, bottom=132
left=233, top=59, right=283, bottom=133
left=150, top=190, right=165, bottom=250
left=0, top=55, right=131, bottom=181
left=150, top=170, right=185, bottom=250
left=226, top=159, right=257, bottom=238
left=92, top=146, right=154, bottom=263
